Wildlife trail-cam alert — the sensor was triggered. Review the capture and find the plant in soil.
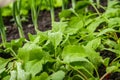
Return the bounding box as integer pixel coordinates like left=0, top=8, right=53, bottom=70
left=0, top=0, right=120, bottom=80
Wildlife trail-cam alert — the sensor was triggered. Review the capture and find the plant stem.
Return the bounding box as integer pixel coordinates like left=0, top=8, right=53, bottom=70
left=100, top=72, right=110, bottom=80
left=71, top=0, right=76, bottom=9
left=13, top=0, right=24, bottom=38
left=0, top=8, right=6, bottom=47
left=96, top=0, right=100, bottom=8
left=90, top=2, right=101, bottom=16
left=69, top=65, right=88, bottom=80
left=110, top=56, right=120, bottom=65
left=30, top=0, right=39, bottom=33
left=49, top=0, right=55, bottom=24
left=37, top=0, right=43, bottom=17
left=62, top=0, right=65, bottom=11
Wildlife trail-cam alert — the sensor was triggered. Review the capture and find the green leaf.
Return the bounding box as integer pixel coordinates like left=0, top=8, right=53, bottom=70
left=0, top=58, right=12, bottom=74
left=65, top=17, right=83, bottom=35
left=48, top=31, right=63, bottom=49
left=16, top=62, right=26, bottom=80
left=103, top=58, right=110, bottom=67
left=86, top=38, right=101, bottom=50
left=52, top=21, right=67, bottom=32
left=84, top=46, right=102, bottom=67
left=2, top=76, right=10, bottom=80
left=10, top=70, right=17, bottom=80
left=18, top=43, right=43, bottom=62
left=47, top=70, right=65, bottom=80
left=24, top=60, right=43, bottom=77
left=108, top=17, right=120, bottom=28
left=59, top=9, right=72, bottom=18
left=97, top=28, right=115, bottom=37
left=62, top=45, right=87, bottom=63
left=75, top=1, right=90, bottom=10
left=106, top=66, right=118, bottom=73
left=87, top=17, right=105, bottom=33
left=31, top=72, right=48, bottom=80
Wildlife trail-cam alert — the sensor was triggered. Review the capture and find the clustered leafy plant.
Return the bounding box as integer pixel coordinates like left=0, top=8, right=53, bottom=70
left=0, top=0, right=120, bottom=80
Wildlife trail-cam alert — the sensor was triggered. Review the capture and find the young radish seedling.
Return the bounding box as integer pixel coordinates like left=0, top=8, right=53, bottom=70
left=0, top=9, right=6, bottom=47
left=13, top=0, right=25, bottom=38
left=0, top=0, right=15, bottom=47
left=49, top=0, right=55, bottom=24
left=30, top=0, right=39, bottom=33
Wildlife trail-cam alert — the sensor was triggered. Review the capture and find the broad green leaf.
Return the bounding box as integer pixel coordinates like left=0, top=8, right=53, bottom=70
left=97, top=28, right=115, bottom=37
left=18, top=43, right=43, bottom=62
left=86, top=38, right=101, bottom=50
left=52, top=21, right=67, bottom=32
left=16, top=62, right=26, bottom=80
left=10, top=70, right=17, bottom=80
left=65, top=17, right=83, bottom=35
left=84, top=46, right=102, bottom=67
left=62, top=45, right=87, bottom=63
left=54, top=0, right=62, bottom=7
left=48, top=31, right=63, bottom=49
left=0, top=58, right=12, bottom=74
left=106, top=66, right=118, bottom=73
left=59, top=9, right=72, bottom=18
left=70, top=59, right=95, bottom=76
left=108, top=17, right=120, bottom=28
left=47, top=70, right=65, bottom=80
left=103, top=8, right=119, bottom=18
left=75, top=1, right=90, bottom=10
left=2, top=76, right=10, bottom=80
left=87, top=17, right=105, bottom=33
left=24, top=60, right=43, bottom=77
left=31, top=72, right=48, bottom=80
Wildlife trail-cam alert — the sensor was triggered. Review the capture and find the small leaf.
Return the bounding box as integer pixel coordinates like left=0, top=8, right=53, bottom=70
left=59, top=9, right=72, bottom=18
left=87, top=17, right=105, bottom=33
left=65, top=17, right=83, bottom=35
left=86, top=38, right=101, bottom=50
left=103, top=58, right=110, bottom=67
left=48, top=70, right=65, bottom=80
left=106, top=66, right=118, bottom=73
left=62, top=45, right=87, bottom=63
left=0, top=58, right=12, bottom=74
left=75, top=1, right=90, bottom=10
left=18, top=43, right=43, bottom=62
left=97, top=28, right=115, bottom=37
left=31, top=72, right=48, bottom=80
left=48, top=31, right=63, bottom=49
left=10, top=70, right=17, bottom=80
left=24, top=60, right=43, bottom=77
left=52, top=21, right=67, bottom=32
left=16, top=62, right=26, bottom=80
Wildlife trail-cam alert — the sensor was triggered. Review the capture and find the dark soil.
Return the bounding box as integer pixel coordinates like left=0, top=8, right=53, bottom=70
left=0, top=0, right=120, bottom=79
left=0, top=8, right=61, bottom=42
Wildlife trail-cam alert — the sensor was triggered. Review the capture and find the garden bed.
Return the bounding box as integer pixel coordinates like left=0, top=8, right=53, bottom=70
left=0, top=0, right=120, bottom=80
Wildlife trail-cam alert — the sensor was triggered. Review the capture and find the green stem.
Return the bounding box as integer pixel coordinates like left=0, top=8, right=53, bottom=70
left=13, top=0, right=24, bottom=38
left=96, top=0, right=100, bottom=8
left=37, top=0, right=43, bottom=17
left=0, top=8, right=6, bottom=47
left=72, top=0, right=76, bottom=9
left=49, top=0, right=55, bottom=24
left=90, top=2, right=101, bottom=16
left=69, top=65, right=88, bottom=80
left=100, top=72, right=110, bottom=80
left=62, top=0, right=65, bottom=11
left=30, top=0, right=39, bottom=33
left=110, top=56, right=120, bottom=65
